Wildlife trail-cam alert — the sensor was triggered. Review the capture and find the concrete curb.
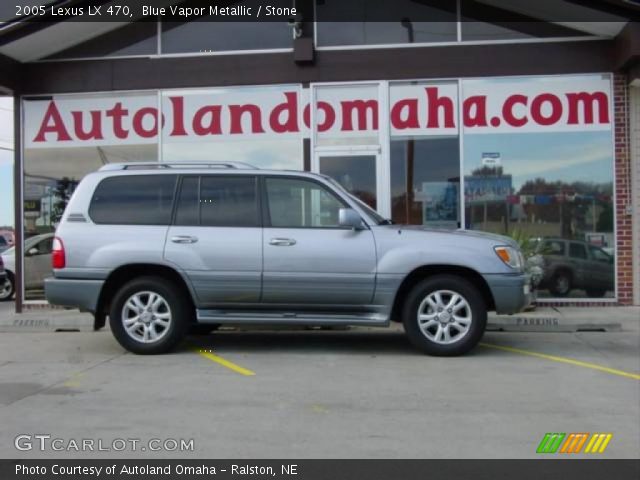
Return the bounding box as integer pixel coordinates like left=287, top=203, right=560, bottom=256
left=488, top=306, right=640, bottom=332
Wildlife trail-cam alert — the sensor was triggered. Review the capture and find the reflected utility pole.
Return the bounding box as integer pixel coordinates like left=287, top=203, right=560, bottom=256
left=401, top=18, right=415, bottom=224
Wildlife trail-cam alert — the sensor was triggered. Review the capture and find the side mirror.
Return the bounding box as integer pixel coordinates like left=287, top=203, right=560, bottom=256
left=339, top=208, right=364, bottom=230
left=27, top=247, right=38, bottom=256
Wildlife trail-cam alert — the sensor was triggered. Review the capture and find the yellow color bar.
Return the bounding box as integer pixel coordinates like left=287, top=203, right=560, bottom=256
left=598, top=434, right=612, bottom=453
left=585, top=433, right=613, bottom=453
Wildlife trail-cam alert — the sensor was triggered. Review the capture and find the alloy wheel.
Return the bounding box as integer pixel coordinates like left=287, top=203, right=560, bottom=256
left=417, top=290, right=472, bottom=345
left=121, top=291, right=172, bottom=344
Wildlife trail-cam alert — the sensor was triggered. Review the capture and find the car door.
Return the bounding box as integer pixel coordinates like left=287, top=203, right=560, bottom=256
left=568, top=242, right=588, bottom=289
left=25, top=236, right=53, bottom=289
left=164, top=175, right=262, bottom=306
left=587, top=245, right=614, bottom=293
left=261, top=176, right=377, bottom=306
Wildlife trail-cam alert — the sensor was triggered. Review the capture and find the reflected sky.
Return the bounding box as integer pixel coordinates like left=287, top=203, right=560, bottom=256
left=464, top=131, right=613, bottom=190
left=162, top=139, right=302, bottom=170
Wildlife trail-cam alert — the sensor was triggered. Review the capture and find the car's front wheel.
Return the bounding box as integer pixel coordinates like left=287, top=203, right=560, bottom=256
left=402, top=275, right=487, bottom=356
left=109, top=276, right=190, bottom=354
left=0, top=273, right=14, bottom=302
left=549, top=271, right=571, bottom=297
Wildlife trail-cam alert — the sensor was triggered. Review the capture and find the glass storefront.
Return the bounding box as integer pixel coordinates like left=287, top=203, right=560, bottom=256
left=20, top=74, right=616, bottom=302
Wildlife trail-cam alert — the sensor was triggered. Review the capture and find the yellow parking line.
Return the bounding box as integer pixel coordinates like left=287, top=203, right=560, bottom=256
left=480, top=343, right=640, bottom=381
left=193, top=347, right=255, bottom=376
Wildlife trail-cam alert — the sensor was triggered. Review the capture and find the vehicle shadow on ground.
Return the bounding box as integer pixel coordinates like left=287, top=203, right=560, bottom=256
left=180, top=329, right=500, bottom=357
left=184, top=330, right=416, bottom=355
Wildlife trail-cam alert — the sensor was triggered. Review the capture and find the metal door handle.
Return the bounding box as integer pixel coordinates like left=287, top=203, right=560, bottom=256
left=171, top=235, right=198, bottom=244
left=269, top=238, right=296, bottom=246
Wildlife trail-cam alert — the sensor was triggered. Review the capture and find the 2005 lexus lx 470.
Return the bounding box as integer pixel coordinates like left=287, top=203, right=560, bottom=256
left=45, top=162, right=531, bottom=356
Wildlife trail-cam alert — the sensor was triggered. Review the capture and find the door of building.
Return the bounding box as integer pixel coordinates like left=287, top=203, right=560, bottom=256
left=309, top=82, right=391, bottom=218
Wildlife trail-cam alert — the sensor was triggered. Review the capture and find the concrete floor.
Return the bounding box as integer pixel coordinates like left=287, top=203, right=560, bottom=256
left=0, top=306, right=638, bottom=459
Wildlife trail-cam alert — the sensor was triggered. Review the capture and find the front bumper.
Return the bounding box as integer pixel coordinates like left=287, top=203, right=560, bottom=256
left=483, top=272, right=532, bottom=314
left=44, top=277, right=104, bottom=313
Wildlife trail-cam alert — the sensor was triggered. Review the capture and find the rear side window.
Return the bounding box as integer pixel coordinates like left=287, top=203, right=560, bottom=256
left=543, top=240, right=565, bottom=256
left=89, top=175, right=177, bottom=225
left=174, top=175, right=259, bottom=227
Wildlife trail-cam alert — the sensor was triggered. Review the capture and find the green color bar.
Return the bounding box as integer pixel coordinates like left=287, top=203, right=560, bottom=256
left=537, top=433, right=566, bottom=453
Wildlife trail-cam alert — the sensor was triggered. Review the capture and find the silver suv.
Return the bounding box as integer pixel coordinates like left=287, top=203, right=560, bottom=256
left=45, top=162, right=530, bottom=356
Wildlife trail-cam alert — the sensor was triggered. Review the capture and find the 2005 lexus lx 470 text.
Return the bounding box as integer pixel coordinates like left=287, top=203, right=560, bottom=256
left=45, top=162, right=531, bottom=356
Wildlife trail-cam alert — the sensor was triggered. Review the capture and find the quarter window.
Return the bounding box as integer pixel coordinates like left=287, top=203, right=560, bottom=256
left=266, top=177, right=346, bottom=228
left=89, top=175, right=177, bottom=225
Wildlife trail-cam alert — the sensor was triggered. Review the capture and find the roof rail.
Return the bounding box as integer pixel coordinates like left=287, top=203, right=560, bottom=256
left=98, top=161, right=257, bottom=171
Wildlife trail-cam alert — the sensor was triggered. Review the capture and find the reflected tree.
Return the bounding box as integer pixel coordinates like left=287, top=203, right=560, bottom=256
left=50, top=177, right=78, bottom=225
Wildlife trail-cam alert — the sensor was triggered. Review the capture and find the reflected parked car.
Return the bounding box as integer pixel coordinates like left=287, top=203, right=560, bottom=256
left=0, top=233, right=54, bottom=301
left=534, top=238, right=614, bottom=298
left=0, top=235, right=8, bottom=254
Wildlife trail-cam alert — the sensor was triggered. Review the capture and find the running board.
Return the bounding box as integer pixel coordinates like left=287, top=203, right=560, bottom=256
left=196, top=309, right=389, bottom=326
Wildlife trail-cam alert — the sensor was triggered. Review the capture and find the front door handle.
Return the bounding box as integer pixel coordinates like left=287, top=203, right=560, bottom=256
left=269, top=238, right=297, bottom=246
left=171, top=235, right=198, bottom=244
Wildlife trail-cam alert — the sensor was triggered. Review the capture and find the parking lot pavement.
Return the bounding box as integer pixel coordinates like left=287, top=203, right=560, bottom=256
left=0, top=315, right=638, bottom=460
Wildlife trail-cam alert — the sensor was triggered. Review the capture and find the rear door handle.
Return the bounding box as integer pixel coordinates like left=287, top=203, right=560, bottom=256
left=171, top=235, right=198, bottom=244
left=269, top=238, right=296, bottom=246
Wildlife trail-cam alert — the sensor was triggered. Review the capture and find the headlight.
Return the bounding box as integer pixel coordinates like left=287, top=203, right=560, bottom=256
left=494, top=246, right=523, bottom=270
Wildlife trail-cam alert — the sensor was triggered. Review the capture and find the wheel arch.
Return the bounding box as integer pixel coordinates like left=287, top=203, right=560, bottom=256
left=389, top=265, right=496, bottom=322
left=95, top=263, right=196, bottom=330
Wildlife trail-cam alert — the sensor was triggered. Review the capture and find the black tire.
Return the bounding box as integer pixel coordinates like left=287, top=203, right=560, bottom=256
left=109, top=276, right=191, bottom=354
left=549, top=271, right=571, bottom=297
left=0, top=272, right=14, bottom=302
left=402, top=275, right=487, bottom=356
left=585, top=288, right=606, bottom=298
left=189, top=324, right=221, bottom=335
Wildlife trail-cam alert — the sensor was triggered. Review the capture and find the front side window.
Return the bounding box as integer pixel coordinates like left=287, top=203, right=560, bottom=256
left=266, top=177, right=346, bottom=228
left=589, top=245, right=611, bottom=263
left=89, top=175, right=177, bottom=225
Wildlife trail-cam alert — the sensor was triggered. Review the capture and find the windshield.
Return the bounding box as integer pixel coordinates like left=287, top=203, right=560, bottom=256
left=323, top=176, right=390, bottom=225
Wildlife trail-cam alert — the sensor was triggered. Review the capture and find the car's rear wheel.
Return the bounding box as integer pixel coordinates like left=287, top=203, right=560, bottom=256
left=0, top=273, right=14, bottom=302
left=109, top=276, right=190, bottom=354
left=402, top=275, right=487, bottom=356
left=549, top=271, right=571, bottom=297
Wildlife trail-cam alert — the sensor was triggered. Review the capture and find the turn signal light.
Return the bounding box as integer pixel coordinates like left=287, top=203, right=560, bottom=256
left=52, top=237, right=66, bottom=269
